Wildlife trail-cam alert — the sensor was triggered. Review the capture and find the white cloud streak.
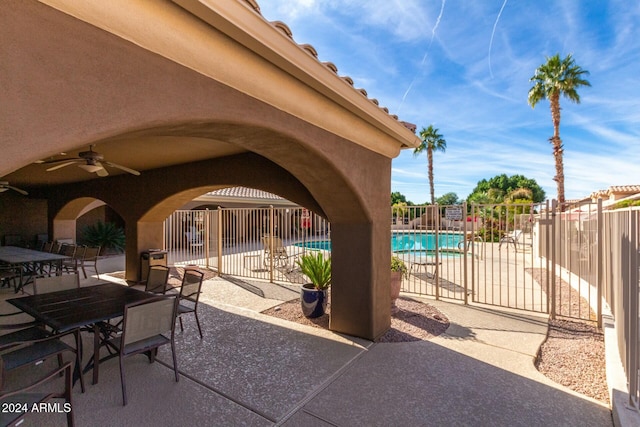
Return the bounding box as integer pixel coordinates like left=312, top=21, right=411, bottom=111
left=259, top=1, right=639, bottom=204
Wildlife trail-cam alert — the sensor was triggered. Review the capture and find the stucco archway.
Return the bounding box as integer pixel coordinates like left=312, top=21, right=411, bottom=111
left=1, top=1, right=420, bottom=340
left=52, top=198, right=108, bottom=243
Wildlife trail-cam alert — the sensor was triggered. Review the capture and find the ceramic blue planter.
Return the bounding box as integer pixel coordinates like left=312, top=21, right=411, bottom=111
left=300, top=283, right=328, bottom=318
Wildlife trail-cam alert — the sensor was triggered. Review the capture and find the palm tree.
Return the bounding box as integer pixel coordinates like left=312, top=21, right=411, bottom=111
left=414, top=125, right=447, bottom=204
left=528, top=53, right=590, bottom=205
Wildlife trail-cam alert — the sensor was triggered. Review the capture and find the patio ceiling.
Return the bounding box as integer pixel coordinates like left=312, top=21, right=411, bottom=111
left=3, top=135, right=247, bottom=188
left=2, top=0, right=418, bottom=194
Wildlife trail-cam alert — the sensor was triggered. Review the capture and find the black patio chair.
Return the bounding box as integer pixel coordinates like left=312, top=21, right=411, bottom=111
left=0, top=328, right=85, bottom=394
left=0, top=359, right=74, bottom=427
left=78, top=246, right=101, bottom=279
left=33, top=272, right=80, bottom=295
left=0, top=265, right=22, bottom=292
left=143, top=265, right=171, bottom=294
left=104, top=296, right=179, bottom=406
left=177, top=269, right=205, bottom=339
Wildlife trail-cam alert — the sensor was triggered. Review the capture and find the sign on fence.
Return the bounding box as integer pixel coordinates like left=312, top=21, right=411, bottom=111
left=445, top=207, right=463, bottom=220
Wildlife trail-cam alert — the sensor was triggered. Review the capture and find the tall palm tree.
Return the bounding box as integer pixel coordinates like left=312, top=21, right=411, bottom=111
left=414, top=125, right=447, bottom=204
left=528, top=53, right=590, bottom=205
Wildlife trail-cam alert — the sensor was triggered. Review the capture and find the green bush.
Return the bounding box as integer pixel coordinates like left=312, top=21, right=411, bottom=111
left=81, top=221, right=125, bottom=254
left=611, top=200, right=640, bottom=210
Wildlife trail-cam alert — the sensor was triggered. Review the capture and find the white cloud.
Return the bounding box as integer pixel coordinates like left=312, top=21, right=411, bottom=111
left=259, top=1, right=639, bottom=205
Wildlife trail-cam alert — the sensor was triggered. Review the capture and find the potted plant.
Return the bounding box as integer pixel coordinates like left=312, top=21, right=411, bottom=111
left=296, top=252, right=331, bottom=318
left=390, top=256, right=407, bottom=314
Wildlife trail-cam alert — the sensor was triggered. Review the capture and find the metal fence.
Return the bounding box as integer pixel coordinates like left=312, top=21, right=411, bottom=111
left=164, top=200, right=640, bottom=411
left=164, top=207, right=330, bottom=283
left=600, top=207, right=639, bottom=411
left=392, top=202, right=552, bottom=314
left=165, top=202, right=599, bottom=320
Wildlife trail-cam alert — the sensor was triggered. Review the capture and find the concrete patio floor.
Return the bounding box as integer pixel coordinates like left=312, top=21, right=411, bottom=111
left=1, top=255, right=613, bottom=426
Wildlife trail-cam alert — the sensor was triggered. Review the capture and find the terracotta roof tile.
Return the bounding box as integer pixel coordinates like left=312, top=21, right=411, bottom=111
left=608, top=185, right=640, bottom=194
left=206, top=186, right=284, bottom=200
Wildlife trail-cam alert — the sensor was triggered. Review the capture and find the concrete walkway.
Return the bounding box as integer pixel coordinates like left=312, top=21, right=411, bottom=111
left=2, top=256, right=613, bottom=426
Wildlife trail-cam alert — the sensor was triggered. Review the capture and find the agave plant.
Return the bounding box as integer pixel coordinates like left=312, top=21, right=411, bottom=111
left=296, top=252, right=331, bottom=290
left=81, top=221, right=125, bottom=254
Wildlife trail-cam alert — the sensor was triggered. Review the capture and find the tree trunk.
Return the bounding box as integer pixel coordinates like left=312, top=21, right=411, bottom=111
left=549, top=93, right=565, bottom=207
left=428, top=149, right=435, bottom=205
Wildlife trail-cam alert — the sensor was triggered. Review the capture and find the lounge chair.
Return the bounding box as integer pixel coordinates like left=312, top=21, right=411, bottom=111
left=408, top=255, right=441, bottom=278
left=261, top=235, right=295, bottom=270
left=498, top=230, right=530, bottom=251
left=457, top=233, right=484, bottom=259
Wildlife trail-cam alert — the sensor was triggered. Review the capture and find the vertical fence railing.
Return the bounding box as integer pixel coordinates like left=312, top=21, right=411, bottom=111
left=535, top=200, right=601, bottom=322
left=165, top=210, right=209, bottom=267
left=165, top=207, right=331, bottom=283
left=391, top=205, right=468, bottom=302
left=463, top=202, right=544, bottom=313
left=165, top=201, right=604, bottom=319
left=600, top=207, right=640, bottom=412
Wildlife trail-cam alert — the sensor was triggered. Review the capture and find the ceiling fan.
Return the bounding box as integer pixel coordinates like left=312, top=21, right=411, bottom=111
left=43, top=145, right=140, bottom=176
left=0, top=181, right=28, bottom=195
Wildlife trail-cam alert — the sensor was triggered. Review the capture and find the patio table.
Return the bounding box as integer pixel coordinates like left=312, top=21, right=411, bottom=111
left=0, top=246, right=70, bottom=292
left=8, top=282, right=154, bottom=384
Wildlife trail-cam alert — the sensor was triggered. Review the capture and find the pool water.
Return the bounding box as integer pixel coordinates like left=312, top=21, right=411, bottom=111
left=293, top=232, right=464, bottom=252
left=391, top=232, right=464, bottom=252
left=294, top=240, right=332, bottom=251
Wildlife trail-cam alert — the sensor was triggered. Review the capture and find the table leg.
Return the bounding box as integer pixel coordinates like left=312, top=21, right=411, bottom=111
left=93, top=323, right=100, bottom=385
left=74, top=329, right=85, bottom=392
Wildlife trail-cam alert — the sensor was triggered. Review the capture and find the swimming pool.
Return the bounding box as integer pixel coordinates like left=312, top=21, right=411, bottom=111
left=293, top=231, right=465, bottom=252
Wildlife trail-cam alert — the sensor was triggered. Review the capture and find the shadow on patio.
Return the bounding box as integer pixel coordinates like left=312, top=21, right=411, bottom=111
left=0, top=257, right=612, bottom=426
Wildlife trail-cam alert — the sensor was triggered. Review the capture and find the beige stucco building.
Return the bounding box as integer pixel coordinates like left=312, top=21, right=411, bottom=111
left=0, top=0, right=420, bottom=339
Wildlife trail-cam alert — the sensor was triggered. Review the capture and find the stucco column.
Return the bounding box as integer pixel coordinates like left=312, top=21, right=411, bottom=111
left=329, top=219, right=391, bottom=340
left=125, top=221, right=164, bottom=282
left=52, top=219, right=76, bottom=243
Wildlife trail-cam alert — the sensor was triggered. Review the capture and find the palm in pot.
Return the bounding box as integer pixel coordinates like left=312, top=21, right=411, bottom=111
left=297, top=252, right=331, bottom=318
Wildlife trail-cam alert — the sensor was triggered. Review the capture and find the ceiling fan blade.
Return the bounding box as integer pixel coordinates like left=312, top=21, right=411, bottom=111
left=95, top=162, right=109, bottom=177
left=105, top=161, right=141, bottom=176
left=42, top=157, right=81, bottom=164
left=8, top=185, right=28, bottom=196
left=46, top=160, right=80, bottom=171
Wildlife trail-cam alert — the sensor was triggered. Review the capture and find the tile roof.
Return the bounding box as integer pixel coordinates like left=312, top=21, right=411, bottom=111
left=608, top=185, right=640, bottom=194
left=206, top=186, right=285, bottom=200
left=242, top=0, right=417, bottom=135
left=590, top=185, right=640, bottom=199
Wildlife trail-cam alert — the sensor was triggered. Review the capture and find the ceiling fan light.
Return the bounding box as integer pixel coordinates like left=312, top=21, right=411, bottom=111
left=78, top=164, right=103, bottom=173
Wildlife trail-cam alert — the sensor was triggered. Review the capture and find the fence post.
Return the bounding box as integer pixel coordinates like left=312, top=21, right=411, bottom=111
left=269, top=205, right=275, bottom=283
left=628, top=210, right=639, bottom=409
left=217, top=207, right=223, bottom=274
left=434, top=205, right=440, bottom=301
left=205, top=209, right=210, bottom=270
left=596, top=199, right=603, bottom=328
left=462, top=202, right=468, bottom=305
left=550, top=199, right=557, bottom=320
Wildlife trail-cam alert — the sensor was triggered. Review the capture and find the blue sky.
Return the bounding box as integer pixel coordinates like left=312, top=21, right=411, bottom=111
left=259, top=1, right=639, bottom=204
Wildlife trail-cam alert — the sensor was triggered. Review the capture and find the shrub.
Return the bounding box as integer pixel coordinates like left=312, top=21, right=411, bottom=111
left=81, top=221, right=125, bottom=254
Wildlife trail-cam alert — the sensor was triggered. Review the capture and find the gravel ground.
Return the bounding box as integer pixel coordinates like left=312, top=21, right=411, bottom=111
left=263, top=272, right=609, bottom=405
left=536, top=318, right=608, bottom=404
left=528, top=268, right=609, bottom=405
left=262, top=295, right=450, bottom=342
